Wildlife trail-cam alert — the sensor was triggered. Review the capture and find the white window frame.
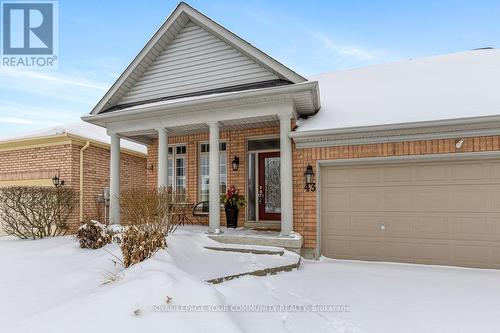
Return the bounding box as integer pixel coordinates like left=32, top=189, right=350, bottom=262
left=167, top=144, right=187, bottom=195
left=199, top=141, right=227, bottom=201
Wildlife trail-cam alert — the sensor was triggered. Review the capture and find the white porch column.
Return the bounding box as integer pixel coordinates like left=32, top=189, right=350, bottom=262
left=208, top=121, right=221, bottom=233
left=279, top=114, right=293, bottom=236
left=157, top=128, right=169, bottom=188
left=109, top=133, right=121, bottom=225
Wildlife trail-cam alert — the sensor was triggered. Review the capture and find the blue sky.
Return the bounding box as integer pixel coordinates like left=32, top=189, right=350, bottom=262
left=1, top=0, right=499, bottom=137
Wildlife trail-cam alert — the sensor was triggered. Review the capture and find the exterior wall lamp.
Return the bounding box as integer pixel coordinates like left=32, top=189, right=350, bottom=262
left=304, top=164, right=316, bottom=192
left=52, top=175, right=65, bottom=188
left=232, top=156, right=240, bottom=171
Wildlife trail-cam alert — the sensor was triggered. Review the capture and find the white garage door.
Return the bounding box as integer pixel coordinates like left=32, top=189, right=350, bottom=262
left=321, top=157, right=500, bottom=269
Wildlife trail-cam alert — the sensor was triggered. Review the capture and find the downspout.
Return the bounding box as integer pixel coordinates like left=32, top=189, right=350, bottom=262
left=79, top=141, right=91, bottom=223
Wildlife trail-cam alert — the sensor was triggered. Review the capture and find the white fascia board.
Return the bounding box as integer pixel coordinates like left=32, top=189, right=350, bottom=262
left=105, top=101, right=294, bottom=136
left=83, top=82, right=318, bottom=126
left=291, top=113, right=500, bottom=148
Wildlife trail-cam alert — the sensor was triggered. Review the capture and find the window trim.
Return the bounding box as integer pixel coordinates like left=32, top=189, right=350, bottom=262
left=167, top=143, right=187, bottom=193
left=198, top=141, right=227, bottom=201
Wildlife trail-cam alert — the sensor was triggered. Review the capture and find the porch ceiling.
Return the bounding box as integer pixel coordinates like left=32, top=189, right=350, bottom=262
left=122, top=114, right=279, bottom=143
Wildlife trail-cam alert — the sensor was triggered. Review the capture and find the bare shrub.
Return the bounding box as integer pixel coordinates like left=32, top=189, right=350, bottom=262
left=120, top=187, right=185, bottom=234
left=121, top=225, right=166, bottom=267
left=119, top=187, right=185, bottom=267
left=0, top=186, right=78, bottom=239
left=77, top=220, right=111, bottom=249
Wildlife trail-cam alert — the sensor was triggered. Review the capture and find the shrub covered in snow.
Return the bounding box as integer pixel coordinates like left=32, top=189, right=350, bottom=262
left=121, top=224, right=166, bottom=267
left=77, top=220, right=111, bottom=249
left=0, top=186, right=78, bottom=239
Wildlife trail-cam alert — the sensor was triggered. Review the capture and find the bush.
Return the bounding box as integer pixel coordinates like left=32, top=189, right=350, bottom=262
left=77, top=220, right=111, bottom=249
left=120, top=187, right=184, bottom=234
left=121, top=225, right=166, bottom=267
left=0, top=186, right=78, bottom=239
left=119, top=187, right=184, bottom=267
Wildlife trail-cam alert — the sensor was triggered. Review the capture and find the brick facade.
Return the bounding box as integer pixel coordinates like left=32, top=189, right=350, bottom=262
left=293, top=136, right=500, bottom=249
left=146, top=128, right=500, bottom=250
left=147, top=126, right=280, bottom=225
left=0, top=142, right=147, bottom=232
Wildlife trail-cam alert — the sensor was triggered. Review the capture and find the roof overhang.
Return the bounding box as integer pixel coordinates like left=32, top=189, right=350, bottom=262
left=291, top=114, right=500, bottom=148
left=83, top=81, right=320, bottom=129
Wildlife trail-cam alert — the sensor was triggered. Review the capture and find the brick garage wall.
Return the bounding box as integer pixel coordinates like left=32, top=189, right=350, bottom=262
left=0, top=144, right=79, bottom=231
left=293, top=136, right=500, bottom=250
left=0, top=143, right=147, bottom=233
left=147, top=126, right=279, bottom=226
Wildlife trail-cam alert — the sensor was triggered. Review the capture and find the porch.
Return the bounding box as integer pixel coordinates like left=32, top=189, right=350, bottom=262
left=90, top=101, right=302, bottom=239
left=82, top=75, right=319, bottom=250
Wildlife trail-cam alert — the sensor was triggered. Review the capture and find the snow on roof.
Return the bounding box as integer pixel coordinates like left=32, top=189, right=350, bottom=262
left=297, top=49, right=500, bottom=132
left=1, top=121, right=147, bottom=154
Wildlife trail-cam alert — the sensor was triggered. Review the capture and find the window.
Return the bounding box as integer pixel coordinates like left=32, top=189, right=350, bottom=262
left=166, top=144, right=187, bottom=195
left=199, top=142, right=227, bottom=201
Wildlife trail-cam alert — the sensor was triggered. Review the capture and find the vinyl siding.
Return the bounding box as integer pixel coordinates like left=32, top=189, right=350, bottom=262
left=119, top=21, right=279, bottom=105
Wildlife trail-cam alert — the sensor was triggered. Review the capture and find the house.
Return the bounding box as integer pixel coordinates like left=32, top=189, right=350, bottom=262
left=83, top=2, right=500, bottom=268
left=0, top=122, right=147, bottom=234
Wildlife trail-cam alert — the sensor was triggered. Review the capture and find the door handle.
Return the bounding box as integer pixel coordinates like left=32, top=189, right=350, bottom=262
left=258, top=185, right=264, bottom=204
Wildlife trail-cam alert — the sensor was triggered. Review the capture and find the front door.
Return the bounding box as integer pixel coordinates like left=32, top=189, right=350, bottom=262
left=258, top=152, right=281, bottom=221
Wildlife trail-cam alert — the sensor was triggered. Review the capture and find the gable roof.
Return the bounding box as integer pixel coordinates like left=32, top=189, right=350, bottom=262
left=91, top=2, right=306, bottom=115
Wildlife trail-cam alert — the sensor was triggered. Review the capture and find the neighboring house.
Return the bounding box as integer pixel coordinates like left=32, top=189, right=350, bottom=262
left=0, top=122, right=147, bottom=234
left=83, top=2, right=500, bottom=268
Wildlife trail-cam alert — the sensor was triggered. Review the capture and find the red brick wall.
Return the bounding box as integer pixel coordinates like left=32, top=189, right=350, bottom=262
left=293, top=136, right=500, bottom=249
left=147, top=126, right=279, bottom=226
left=0, top=142, right=147, bottom=232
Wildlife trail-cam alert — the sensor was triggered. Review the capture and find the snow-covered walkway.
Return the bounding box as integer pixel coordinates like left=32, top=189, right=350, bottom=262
left=1, top=225, right=499, bottom=333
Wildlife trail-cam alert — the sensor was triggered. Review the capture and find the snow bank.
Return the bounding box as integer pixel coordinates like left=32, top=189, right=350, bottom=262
left=2, top=226, right=500, bottom=332
left=298, top=49, right=500, bottom=132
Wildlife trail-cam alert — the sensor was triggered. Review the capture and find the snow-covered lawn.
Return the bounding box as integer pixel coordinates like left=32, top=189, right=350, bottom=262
left=1, top=226, right=499, bottom=333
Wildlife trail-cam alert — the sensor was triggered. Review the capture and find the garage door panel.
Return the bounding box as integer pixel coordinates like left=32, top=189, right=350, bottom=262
left=384, top=189, right=414, bottom=211
left=383, top=165, right=413, bottom=183
left=451, top=162, right=485, bottom=180
left=451, top=187, right=490, bottom=211
left=415, top=242, right=451, bottom=263
left=416, top=163, right=448, bottom=181
left=322, top=213, right=349, bottom=233
left=351, top=238, right=383, bottom=259
left=381, top=241, right=414, bottom=261
left=489, top=162, right=500, bottom=179
left=350, top=167, right=382, bottom=184
left=454, top=244, right=490, bottom=266
left=415, top=187, right=449, bottom=211
left=352, top=189, right=383, bottom=211
left=322, top=188, right=350, bottom=211
left=415, top=216, right=451, bottom=235
left=323, top=167, right=350, bottom=185
left=321, top=157, right=500, bottom=269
